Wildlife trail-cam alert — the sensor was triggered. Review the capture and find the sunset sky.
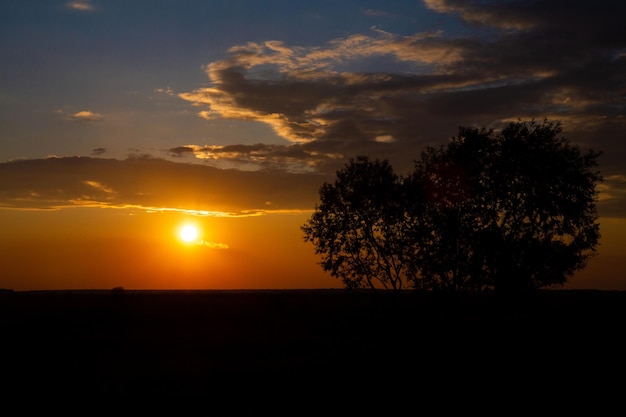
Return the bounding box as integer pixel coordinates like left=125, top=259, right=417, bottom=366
left=1, top=0, right=625, bottom=291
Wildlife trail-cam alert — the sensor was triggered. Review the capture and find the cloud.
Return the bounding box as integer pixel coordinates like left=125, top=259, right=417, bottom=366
left=179, top=0, right=626, bottom=177
left=363, top=9, right=397, bottom=19
left=155, top=87, right=175, bottom=96
left=69, top=110, right=104, bottom=122
left=83, top=180, right=116, bottom=198
left=199, top=240, right=229, bottom=249
left=597, top=175, right=626, bottom=218
left=65, top=1, right=95, bottom=11
left=0, top=156, right=333, bottom=216
left=1, top=152, right=621, bottom=219
left=92, top=148, right=107, bottom=156
left=167, top=143, right=342, bottom=173
left=598, top=175, right=626, bottom=200
left=422, top=0, right=531, bottom=30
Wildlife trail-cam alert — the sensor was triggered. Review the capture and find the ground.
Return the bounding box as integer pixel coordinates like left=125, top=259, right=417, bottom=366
left=1, top=289, right=624, bottom=412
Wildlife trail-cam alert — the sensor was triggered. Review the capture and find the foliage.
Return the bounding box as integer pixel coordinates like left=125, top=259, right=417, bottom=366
left=301, top=156, right=413, bottom=292
left=302, top=120, right=602, bottom=296
left=409, top=120, right=602, bottom=295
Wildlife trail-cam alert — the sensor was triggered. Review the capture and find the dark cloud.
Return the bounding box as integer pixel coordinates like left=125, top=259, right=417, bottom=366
left=0, top=157, right=333, bottom=215
left=168, top=146, right=196, bottom=157
left=176, top=0, right=625, bottom=214
left=168, top=143, right=344, bottom=173
left=172, top=0, right=626, bottom=218
left=92, top=148, right=107, bottom=156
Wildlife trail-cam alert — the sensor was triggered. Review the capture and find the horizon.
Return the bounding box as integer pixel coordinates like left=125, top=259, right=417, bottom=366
left=4, top=288, right=625, bottom=294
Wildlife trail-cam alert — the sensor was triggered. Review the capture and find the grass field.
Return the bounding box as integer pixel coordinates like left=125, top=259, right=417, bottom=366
left=1, top=289, right=624, bottom=412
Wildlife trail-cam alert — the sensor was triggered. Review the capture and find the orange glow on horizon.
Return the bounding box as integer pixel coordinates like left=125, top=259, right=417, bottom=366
left=1, top=205, right=622, bottom=291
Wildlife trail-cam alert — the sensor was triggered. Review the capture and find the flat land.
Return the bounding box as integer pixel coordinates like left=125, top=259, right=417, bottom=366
left=1, top=289, right=624, bottom=411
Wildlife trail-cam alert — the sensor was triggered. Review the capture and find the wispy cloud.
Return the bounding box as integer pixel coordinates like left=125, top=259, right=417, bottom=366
left=363, top=9, right=397, bottom=19
left=155, top=87, right=175, bottom=96
left=597, top=175, right=626, bottom=217
left=198, top=240, right=229, bottom=249
left=167, top=143, right=340, bottom=173
left=65, top=1, right=95, bottom=12
left=84, top=180, right=116, bottom=198
left=69, top=110, right=104, bottom=122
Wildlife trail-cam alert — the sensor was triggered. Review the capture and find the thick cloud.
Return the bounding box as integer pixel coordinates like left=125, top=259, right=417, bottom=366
left=0, top=156, right=332, bottom=215
left=1, top=153, right=621, bottom=219
left=178, top=0, right=625, bottom=182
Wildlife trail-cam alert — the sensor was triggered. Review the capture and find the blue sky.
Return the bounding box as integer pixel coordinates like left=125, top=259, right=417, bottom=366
left=1, top=0, right=625, bottom=290
left=1, top=1, right=460, bottom=167
left=4, top=1, right=624, bottom=177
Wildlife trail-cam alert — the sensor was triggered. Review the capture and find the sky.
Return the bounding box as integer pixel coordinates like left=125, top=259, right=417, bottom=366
left=1, top=0, right=625, bottom=291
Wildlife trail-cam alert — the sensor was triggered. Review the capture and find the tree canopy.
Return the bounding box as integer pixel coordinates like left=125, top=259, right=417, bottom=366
left=302, top=119, right=602, bottom=296
left=300, top=157, right=412, bottom=292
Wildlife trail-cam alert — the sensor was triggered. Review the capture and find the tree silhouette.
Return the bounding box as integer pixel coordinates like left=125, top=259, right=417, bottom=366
left=303, top=120, right=602, bottom=296
left=301, top=156, right=413, bottom=292
left=401, top=126, right=496, bottom=293
left=492, top=120, right=601, bottom=294
left=409, top=120, right=602, bottom=296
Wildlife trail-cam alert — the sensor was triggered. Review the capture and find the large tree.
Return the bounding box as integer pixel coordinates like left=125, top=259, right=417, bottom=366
left=404, top=126, right=497, bottom=293
left=408, top=119, right=602, bottom=296
left=303, top=120, right=602, bottom=296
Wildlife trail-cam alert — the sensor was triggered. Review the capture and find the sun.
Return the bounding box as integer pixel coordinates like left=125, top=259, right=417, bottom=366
left=179, top=224, right=199, bottom=243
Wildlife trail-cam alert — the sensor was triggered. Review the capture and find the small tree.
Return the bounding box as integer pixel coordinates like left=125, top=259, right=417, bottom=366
left=301, top=156, right=413, bottom=293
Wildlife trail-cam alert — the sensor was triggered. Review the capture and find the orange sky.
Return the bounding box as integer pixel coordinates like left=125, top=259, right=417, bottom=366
left=0, top=206, right=339, bottom=290
left=1, top=1, right=625, bottom=291
left=1, top=195, right=624, bottom=291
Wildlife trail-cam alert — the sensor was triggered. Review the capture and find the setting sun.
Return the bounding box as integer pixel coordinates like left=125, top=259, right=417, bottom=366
left=180, top=224, right=199, bottom=243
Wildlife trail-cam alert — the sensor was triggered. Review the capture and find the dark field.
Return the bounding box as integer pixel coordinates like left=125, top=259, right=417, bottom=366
left=2, top=289, right=625, bottom=412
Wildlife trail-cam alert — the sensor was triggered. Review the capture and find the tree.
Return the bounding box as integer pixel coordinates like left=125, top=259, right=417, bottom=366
left=405, top=126, right=497, bottom=293
left=408, top=119, right=602, bottom=296
left=301, top=156, right=413, bottom=293
left=303, top=119, right=602, bottom=296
